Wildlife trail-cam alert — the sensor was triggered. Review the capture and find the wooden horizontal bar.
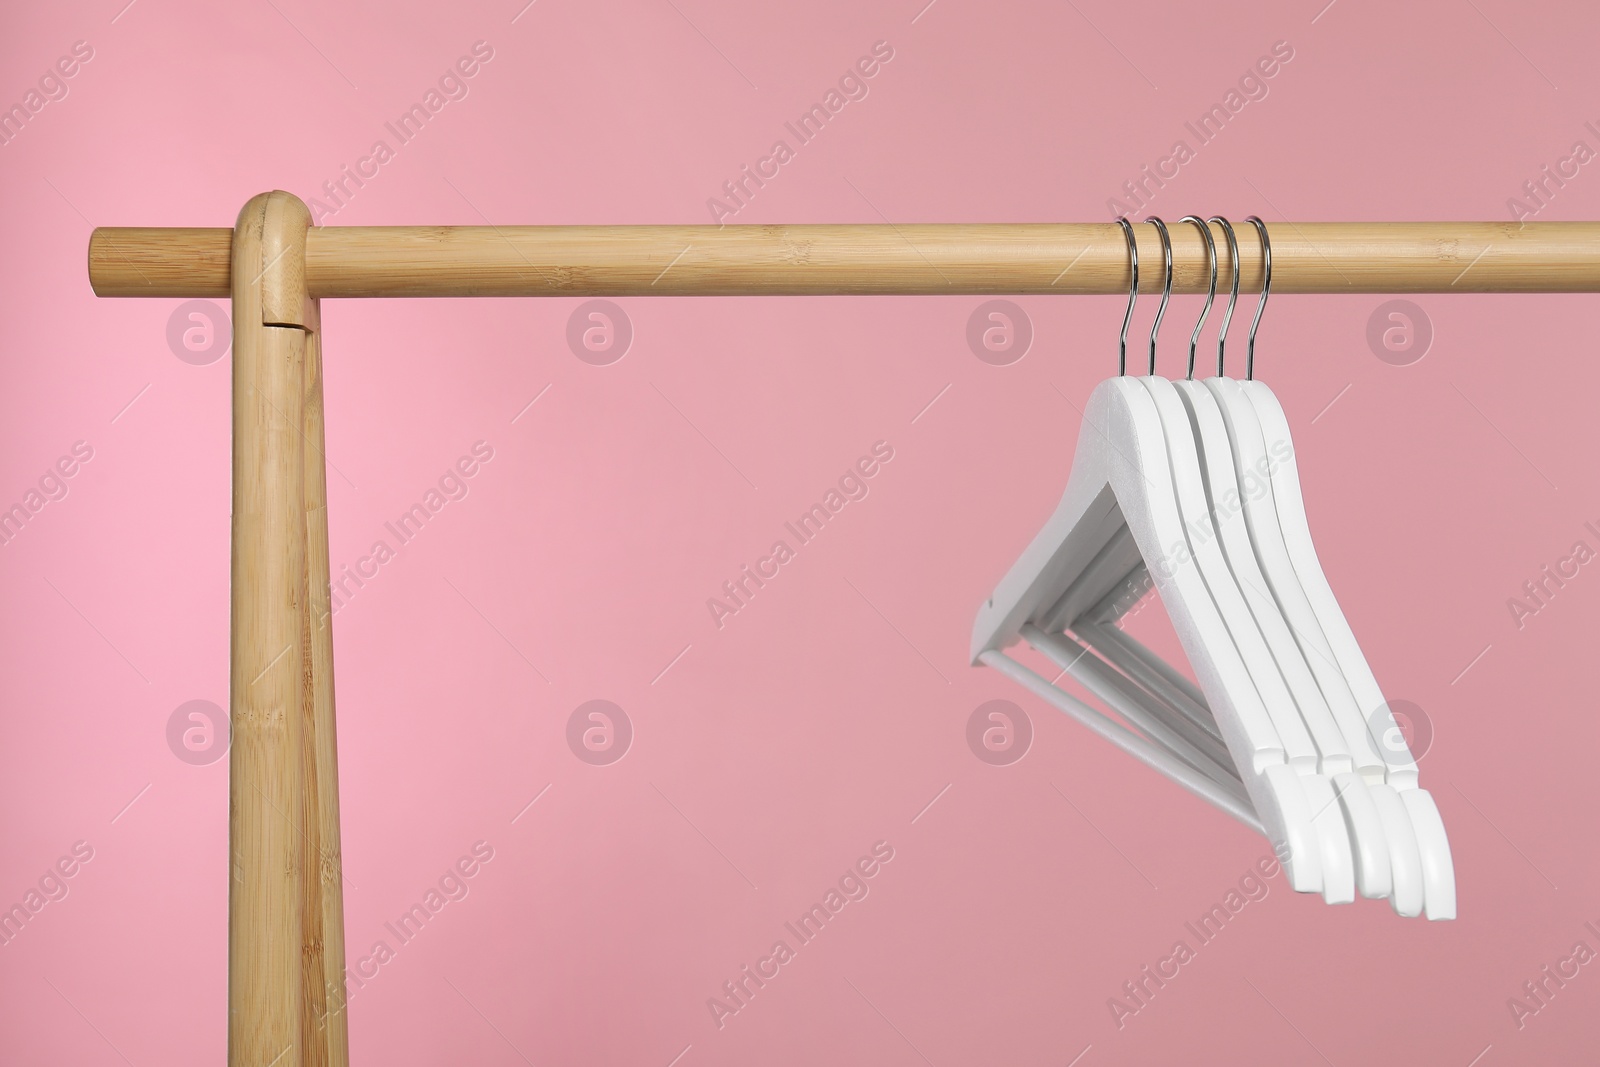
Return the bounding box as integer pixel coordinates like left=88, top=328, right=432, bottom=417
left=88, top=221, right=1600, bottom=298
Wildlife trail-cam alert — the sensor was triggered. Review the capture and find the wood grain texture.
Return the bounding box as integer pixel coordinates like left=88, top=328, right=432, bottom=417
left=89, top=226, right=232, bottom=296
left=300, top=297, right=350, bottom=1067
left=90, top=221, right=1600, bottom=297
left=229, top=191, right=311, bottom=1067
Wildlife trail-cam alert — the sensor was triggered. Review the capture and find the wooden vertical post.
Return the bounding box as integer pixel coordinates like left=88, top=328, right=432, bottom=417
left=301, top=297, right=351, bottom=1066
left=229, top=191, right=314, bottom=1067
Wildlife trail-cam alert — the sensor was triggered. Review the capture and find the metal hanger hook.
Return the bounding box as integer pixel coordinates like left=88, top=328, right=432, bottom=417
left=1144, top=217, right=1172, bottom=376
left=1245, top=215, right=1272, bottom=380
left=1116, top=217, right=1138, bottom=376
left=1180, top=216, right=1217, bottom=380
left=1207, top=216, right=1240, bottom=377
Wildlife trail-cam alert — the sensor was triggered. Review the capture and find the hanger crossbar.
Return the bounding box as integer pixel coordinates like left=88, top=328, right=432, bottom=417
left=979, top=649, right=1264, bottom=833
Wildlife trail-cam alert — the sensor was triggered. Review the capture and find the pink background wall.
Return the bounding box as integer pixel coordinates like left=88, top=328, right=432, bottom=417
left=4, top=1, right=1599, bottom=1063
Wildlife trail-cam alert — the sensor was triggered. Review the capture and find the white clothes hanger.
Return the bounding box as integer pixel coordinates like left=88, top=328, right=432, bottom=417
left=1208, top=216, right=1451, bottom=919
left=1134, top=219, right=1359, bottom=903
left=974, top=219, right=1325, bottom=893
left=971, top=215, right=1455, bottom=917
left=1153, top=217, right=1366, bottom=903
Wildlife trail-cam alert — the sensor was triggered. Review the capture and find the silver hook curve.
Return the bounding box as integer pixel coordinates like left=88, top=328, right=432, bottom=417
left=1116, top=217, right=1138, bottom=376
left=1245, top=215, right=1272, bottom=380
left=1144, top=217, right=1172, bottom=376
left=1207, top=216, right=1240, bottom=377
left=1180, top=216, right=1217, bottom=381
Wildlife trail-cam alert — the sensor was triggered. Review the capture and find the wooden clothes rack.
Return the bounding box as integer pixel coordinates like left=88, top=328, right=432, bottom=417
left=86, top=192, right=1600, bottom=1066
